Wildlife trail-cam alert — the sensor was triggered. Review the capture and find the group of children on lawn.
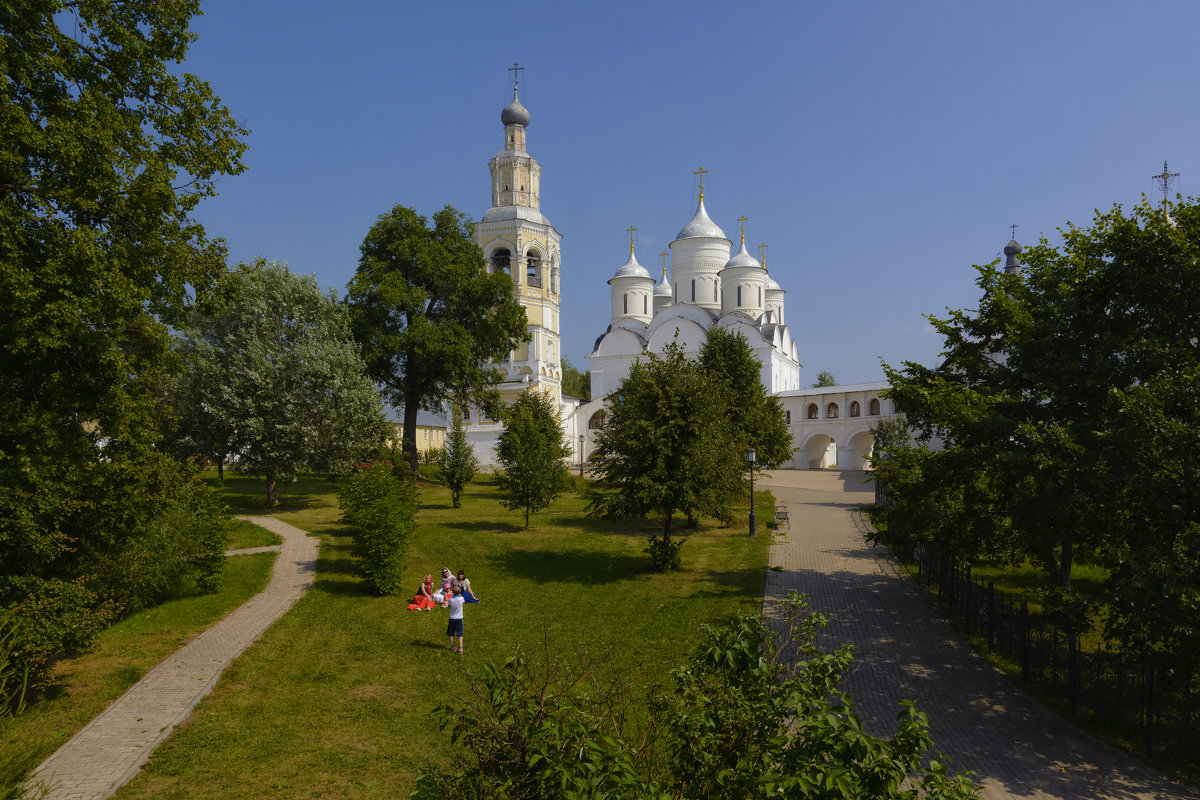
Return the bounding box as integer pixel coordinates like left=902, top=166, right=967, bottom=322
left=407, top=567, right=480, bottom=654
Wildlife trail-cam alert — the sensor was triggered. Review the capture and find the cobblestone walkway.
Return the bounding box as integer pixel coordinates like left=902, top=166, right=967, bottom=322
left=761, top=470, right=1197, bottom=800
left=26, top=517, right=316, bottom=800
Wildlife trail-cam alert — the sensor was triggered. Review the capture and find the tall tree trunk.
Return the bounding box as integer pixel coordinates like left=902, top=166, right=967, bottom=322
left=403, top=399, right=420, bottom=477
left=1059, top=537, right=1073, bottom=589
left=525, top=505, right=530, bottom=530
left=217, top=457, right=224, bottom=482
left=266, top=464, right=278, bottom=507
left=662, top=511, right=673, bottom=548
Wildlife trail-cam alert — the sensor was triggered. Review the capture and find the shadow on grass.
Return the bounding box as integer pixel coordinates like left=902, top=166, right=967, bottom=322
left=492, top=548, right=649, bottom=584
left=311, top=578, right=375, bottom=598
left=443, top=520, right=525, bottom=534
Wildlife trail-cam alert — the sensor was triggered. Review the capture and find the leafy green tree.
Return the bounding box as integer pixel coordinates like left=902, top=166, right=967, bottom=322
left=175, top=260, right=386, bottom=505
left=699, top=326, right=792, bottom=468
left=413, top=592, right=978, bottom=799
left=338, top=465, right=418, bottom=595
left=347, top=205, right=529, bottom=476
left=587, top=342, right=744, bottom=566
left=0, top=0, right=245, bottom=697
left=437, top=409, right=477, bottom=509
left=883, top=198, right=1200, bottom=668
left=812, top=370, right=838, bottom=387
left=495, top=391, right=571, bottom=529
left=561, top=358, right=591, bottom=401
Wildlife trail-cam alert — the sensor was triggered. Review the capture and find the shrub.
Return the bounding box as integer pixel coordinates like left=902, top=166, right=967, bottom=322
left=437, top=410, right=476, bottom=508
left=338, top=466, right=418, bottom=595
left=414, top=592, right=978, bottom=799
left=644, top=534, right=684, bottom=572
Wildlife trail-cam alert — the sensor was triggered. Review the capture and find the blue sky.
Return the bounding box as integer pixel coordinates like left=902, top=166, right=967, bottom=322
left=182, top=1, right=1198, bottom=385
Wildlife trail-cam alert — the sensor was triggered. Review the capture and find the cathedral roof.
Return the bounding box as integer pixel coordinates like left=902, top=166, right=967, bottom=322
left=723, top=240, right=762, bottom=270
left=765, top=272, right=782, bottom=292
left=654, top=271, right=671, bottom=296
left=674, top=198, right=729, bottom=242
left=611, top=251, right=651, bottom=280
left=501, top=87, right=530, bottom=127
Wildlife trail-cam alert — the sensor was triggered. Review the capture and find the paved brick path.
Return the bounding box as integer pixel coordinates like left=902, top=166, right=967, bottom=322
left=761, top=470, right=1198, bottom=800
left=26, top=517, right=316, bottom=800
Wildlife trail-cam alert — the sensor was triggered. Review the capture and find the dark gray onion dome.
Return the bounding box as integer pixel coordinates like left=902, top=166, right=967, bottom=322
left=501, top=88, right=530, bottom=127
left=1004, top=238, right=1022, bottom=274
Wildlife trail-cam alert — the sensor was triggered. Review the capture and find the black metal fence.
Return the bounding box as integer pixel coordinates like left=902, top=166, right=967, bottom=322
left=914, top=545, right=1199, bottom=761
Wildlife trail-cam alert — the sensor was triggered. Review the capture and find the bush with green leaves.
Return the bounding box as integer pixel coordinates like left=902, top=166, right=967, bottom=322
left=643, top=533, right=684, bottom=572
left=413, top=592, right=978, bottom=799
left=496, top=391, right=571, bottom=529
left=437, top=410, right=477, bottom=509
left=338, top=466, right=419, bottom=595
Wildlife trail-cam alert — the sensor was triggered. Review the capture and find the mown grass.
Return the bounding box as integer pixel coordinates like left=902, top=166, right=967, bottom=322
left=113, top=470, right=771, bottom=799
left=224, top=517, right=282, bottom=550
left=0, top=553, right=275, bottom=776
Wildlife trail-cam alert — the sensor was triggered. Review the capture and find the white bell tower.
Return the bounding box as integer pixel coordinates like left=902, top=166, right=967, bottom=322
left=474, top=64, right=564, bottom=409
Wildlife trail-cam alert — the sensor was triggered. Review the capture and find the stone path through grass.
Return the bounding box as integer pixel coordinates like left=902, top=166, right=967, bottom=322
left=25, top=517, right=315, bottom=800
left=762, top=469, right=1199, bottom=800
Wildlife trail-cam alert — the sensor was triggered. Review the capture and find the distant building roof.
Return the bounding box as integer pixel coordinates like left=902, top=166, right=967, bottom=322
left=382, top=405, right=448, bottom=428
left=776, top=381, right=890, bottom=398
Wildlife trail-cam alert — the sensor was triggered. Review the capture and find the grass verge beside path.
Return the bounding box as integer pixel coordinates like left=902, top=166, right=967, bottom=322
left=115, top=471, right=771, bottom=799
left=0, top=553, right=275, bottom=775
left=224, top=517, right=283, bottom=550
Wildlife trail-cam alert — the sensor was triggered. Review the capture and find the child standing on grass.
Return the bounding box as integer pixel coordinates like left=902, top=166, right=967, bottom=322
left=447, top=586, right=465, bottom=654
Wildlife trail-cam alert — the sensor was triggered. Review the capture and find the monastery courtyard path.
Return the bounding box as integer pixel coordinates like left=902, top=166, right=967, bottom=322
left=761, top=469, right=1198, bottom=800
left=26, top=517, right=316, bottom=800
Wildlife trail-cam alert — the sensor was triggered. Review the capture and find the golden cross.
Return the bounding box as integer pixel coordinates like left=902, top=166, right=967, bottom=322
left=758, top=242, right=768, bottom=268
left=626, top=225, right=637, bottom=255
left=693, top=166, right=708, bottom=200
left=659, top=250, right=669, bottom=278
left=737, top=215, right=748, bottom=245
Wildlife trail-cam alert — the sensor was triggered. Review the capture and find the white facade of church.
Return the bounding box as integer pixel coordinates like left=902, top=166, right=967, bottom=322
left=464, top=78, right=904, bottom=470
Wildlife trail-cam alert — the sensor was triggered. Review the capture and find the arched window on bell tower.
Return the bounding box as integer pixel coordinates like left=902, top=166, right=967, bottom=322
left=526, top=250, right=542, bottom=287
left=491, top=248, right=511, bottom=274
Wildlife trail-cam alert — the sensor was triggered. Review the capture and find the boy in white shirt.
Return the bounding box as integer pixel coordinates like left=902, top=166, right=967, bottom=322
left=446, top=586, right=465, bottom=654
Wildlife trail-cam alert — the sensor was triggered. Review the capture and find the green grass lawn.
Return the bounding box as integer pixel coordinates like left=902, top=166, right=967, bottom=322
left=224, top=517, right=283, bottom=550
left=0, top=553, right=275, bottom=775
left=112, top=471, right=770, bottom=799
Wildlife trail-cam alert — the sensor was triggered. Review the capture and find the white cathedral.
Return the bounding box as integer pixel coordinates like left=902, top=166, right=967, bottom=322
left=463, top=76, right=902, bottom=470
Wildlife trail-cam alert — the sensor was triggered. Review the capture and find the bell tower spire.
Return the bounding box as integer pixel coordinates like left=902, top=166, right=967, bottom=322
left=475, top=66, right=564, bottom=422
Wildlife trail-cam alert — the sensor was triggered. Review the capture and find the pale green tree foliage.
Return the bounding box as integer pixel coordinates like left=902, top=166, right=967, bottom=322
left=812, top=370, right=838, bottom=387
left=880, top=198, right=1200, bottom=670
left=438, top=409, right=477, bottom=509
left=413, top=592, right=978, bottom=799
left=496, top=391, right=571, bottom=529
left=587, top=342, right=744, bottom=569
left=561, top=358, right=591, bottom=401
left=699, top=326, right=793, bottom=468
left=347, top=205, right=529, bottom=476
left=175, top=260, right=386, bottom=505
left=0, top=0, right=246, bottom=702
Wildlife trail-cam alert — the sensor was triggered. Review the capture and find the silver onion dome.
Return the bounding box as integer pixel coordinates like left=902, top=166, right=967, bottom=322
left=501, top=87, right=530, bottom=127
left=674, top=198, right=728, bottom=241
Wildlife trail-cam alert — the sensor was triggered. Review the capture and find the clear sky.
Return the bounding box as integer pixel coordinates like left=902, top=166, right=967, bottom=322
left=180, top=0, right=1198, bottom=386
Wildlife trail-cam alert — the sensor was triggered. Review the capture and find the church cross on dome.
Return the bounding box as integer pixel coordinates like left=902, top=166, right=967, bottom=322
left=737, top=215, right=748, bottom=245
left=659, top=250, right=669, bottom=277
left=1152, top=160, right=1179, bottom=213
left=758, top=242, right=768, bottom=268
left=507, top=62, right=524, bottom=93
left=626, top=224, right=637, bottom=254
left=1009, top=223, right=1018, bottom=239
left=693, top=165, right=708, bottom=201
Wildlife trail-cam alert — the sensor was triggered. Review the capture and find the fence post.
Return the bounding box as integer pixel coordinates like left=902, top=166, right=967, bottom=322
left=1068, top=634, right=1079, bottom=715
left=1144, top=661, right=1155, bottom=758
left=965, top=566, right=974, bottom=633
left=1020, top=601, right=1030, bottom=682
left=987, top=580, right=995, bottom=652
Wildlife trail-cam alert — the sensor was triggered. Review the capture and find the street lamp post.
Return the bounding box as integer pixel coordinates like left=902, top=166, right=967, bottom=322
left=747, top=446, right=757, bottom=537
left=579, top=433, right=585, bottom=477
